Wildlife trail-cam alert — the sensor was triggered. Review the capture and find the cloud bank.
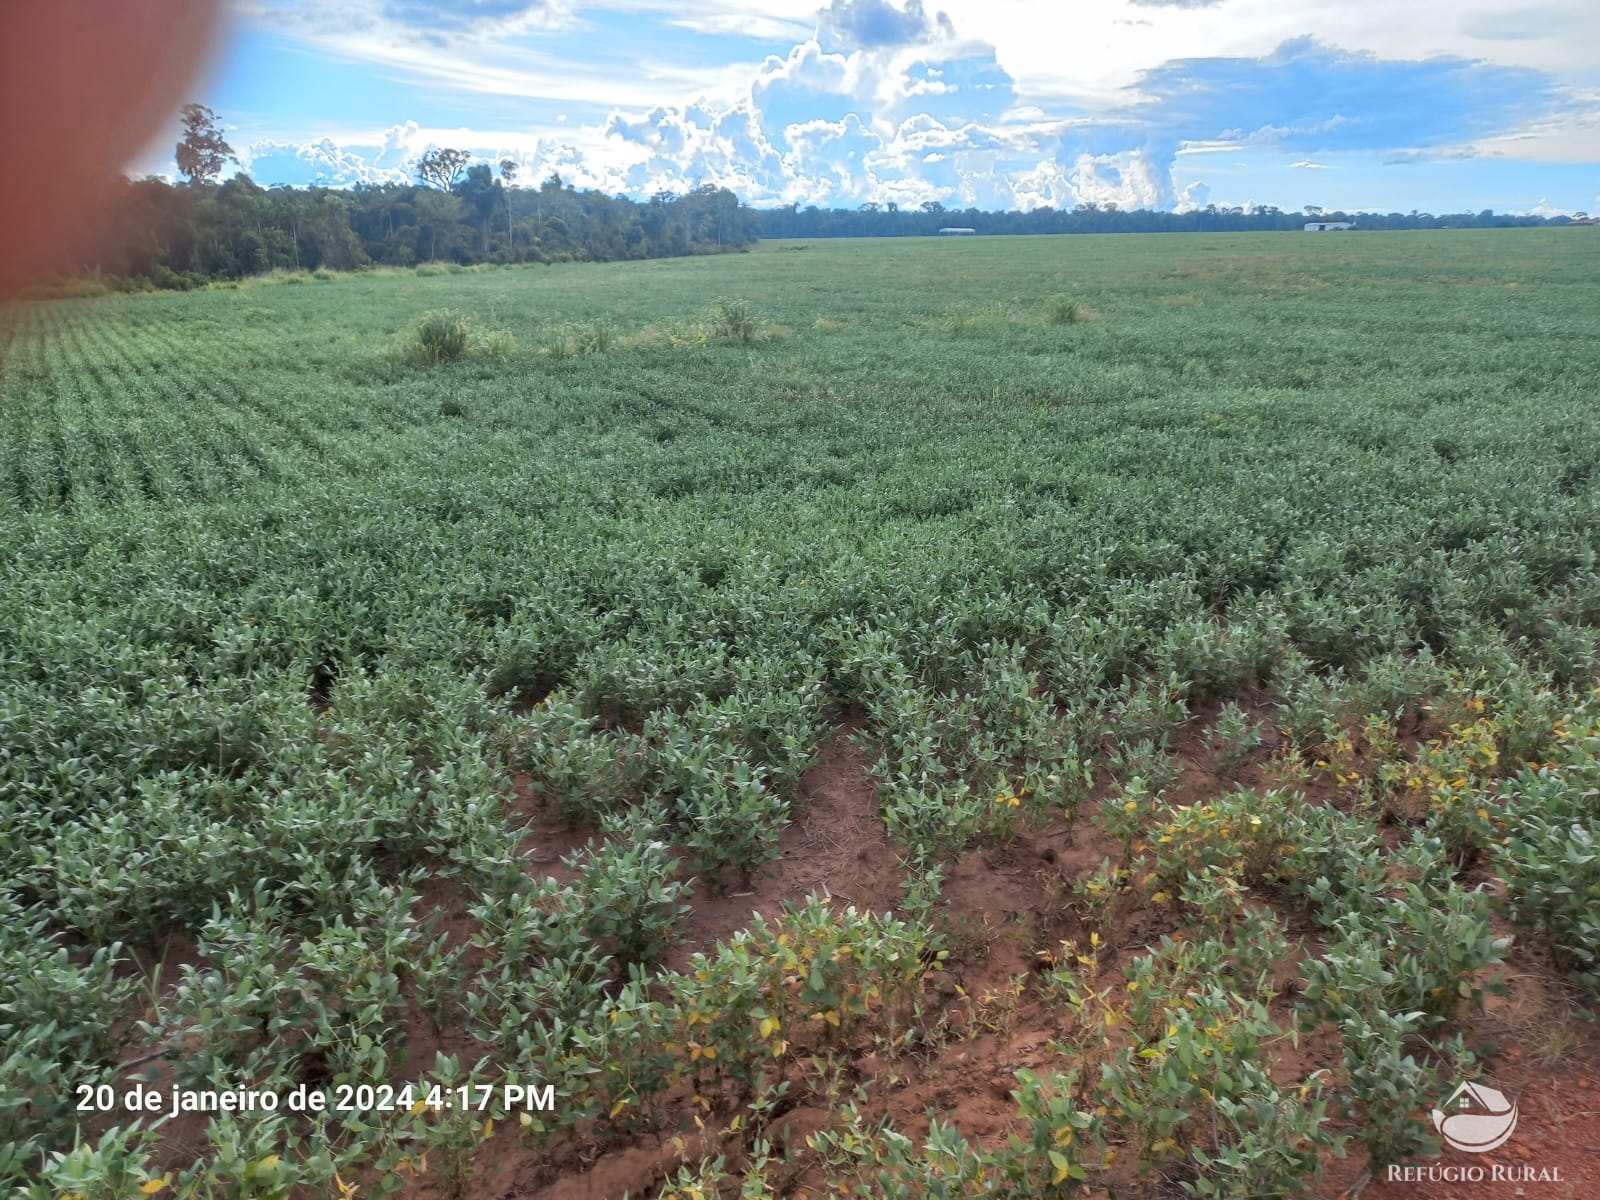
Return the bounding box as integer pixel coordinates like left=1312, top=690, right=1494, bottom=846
left=216, top=2, right=1594, bottom=213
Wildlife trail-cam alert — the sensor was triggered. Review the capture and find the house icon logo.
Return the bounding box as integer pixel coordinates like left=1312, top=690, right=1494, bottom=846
left=1432, top=1081, right=1519, bottom=1153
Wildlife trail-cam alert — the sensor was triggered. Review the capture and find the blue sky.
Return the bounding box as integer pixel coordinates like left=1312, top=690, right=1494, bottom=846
left=141, top=0, right=1600, bottom=214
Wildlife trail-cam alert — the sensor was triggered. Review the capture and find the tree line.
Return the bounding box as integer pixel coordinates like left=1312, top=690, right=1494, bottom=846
left=60, top=106, right=758, bottom=291
left=93, top=172, right=757, bottom=289
left=754, top=200, right=1587, bottom=239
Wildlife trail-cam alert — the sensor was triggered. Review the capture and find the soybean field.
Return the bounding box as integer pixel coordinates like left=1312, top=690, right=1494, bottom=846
left=4, top=230, right=1600, bottom=1198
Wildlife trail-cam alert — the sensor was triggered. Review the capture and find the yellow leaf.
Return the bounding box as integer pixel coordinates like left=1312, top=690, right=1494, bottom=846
left=482, top=1119, right=494, bottom=1140
left=520, top=1111, right=533, bottom=1127
left=140, top=1181, right=168, bottom=1195
left=1049, top=1150, right=1071, bottom=1185
left=610, top=1098, right=628, bottom=1118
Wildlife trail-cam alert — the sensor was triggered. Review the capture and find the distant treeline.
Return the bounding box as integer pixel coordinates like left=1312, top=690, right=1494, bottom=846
left=67, top=172, right=758, bottom=291
left=754, top=202, right=1585, bottom=239
left=45, top=171, right=1591, bottom=296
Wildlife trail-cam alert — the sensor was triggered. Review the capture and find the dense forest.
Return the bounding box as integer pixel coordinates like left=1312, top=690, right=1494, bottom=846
left=755, top=201, right=1589, bottom=239
left=66, top=170, right=757, bottom=291
left=28, top=109, right=753, bottom=292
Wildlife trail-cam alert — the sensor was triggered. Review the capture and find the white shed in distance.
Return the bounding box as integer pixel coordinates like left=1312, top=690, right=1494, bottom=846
left=1304, top=221, right=1355, bottom=231
left=938, top=227, right=977, bottom=236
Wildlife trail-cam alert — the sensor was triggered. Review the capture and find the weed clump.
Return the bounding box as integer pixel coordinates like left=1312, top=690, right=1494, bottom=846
left=478, top=328, right=517, bottom=362
left=398, top=310, right=517, bottom=369
left=412, top=310, right=471, bottom=364
left=576, top=317, right=616, bottom=354
left=939, top=300, right=1011, bottom=335
left=710, top=299, right=761, bottom=345
left=1044, top=294, right=1081, bottom=325
left=540, top=329, right=577, bottom=361
left=538, top=317, right=616, bottom=359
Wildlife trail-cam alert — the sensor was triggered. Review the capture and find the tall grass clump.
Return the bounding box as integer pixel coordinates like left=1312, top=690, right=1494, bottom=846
left=939, top=301, right=1009, bottom=335
left=540, top=328, right=577, bottom=361
left=710, top=299, right=761, bottom=345
left=413, top=310, right=471, bottom=364
left=1044, top=295, right=1081, bottom=325
left=538, top=317, right=615, bottom=359
left=478, top=328, right=517, bottom=361
left=576, top=317, right=616, bottom=355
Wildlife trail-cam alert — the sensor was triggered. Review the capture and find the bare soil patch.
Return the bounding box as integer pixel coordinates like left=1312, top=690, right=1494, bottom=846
left=665, top=725, right=903, bottom=974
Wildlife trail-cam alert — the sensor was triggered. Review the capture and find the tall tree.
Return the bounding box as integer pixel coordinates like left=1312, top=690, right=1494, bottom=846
left=499, top=159, right=518, bottom=250
left=416, top=147, right=471, bottom=191
left=176, top=103, right=234, bottom=187
left=412, top=187, right=462, bottom=261
left=457, top=163, right=500, bottom=255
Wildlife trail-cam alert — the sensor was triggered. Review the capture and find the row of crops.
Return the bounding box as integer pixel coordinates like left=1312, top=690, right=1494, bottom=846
left=3, top=233, right=1600, bottom=1196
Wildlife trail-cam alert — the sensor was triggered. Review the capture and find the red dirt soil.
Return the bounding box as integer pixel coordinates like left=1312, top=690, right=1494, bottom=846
left=477, top=707, right=1600, bottom=1199
left=108, top=705, right=1600, bottom=1199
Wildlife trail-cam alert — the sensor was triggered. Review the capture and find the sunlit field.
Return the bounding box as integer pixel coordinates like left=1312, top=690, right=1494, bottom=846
left=4, top=229, right=1600, bottom=1198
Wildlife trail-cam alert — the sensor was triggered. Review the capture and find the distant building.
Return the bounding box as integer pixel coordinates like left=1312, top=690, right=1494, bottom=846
left=938, top=227, right=977, bottom=236
left=1304, top=221, right=1355, bottom=232
left=1568, top=217, right=1598, bottom=226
